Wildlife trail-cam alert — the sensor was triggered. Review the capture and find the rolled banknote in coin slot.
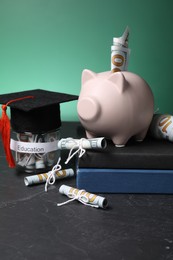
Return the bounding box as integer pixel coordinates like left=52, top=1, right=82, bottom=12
left=111, top=26, right=130, bottom=72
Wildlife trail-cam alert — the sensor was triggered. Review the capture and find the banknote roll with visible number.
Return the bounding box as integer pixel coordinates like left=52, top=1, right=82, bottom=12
left=111, top=26, right=130, bottom=72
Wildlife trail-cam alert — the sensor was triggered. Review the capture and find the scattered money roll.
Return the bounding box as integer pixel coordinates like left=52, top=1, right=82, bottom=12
left=24, top=168, right=74, bottom=186
left=149, top=114, right=173, bottom=142
left=58, top=137, right=107, bottom=150
left=58, top=184, right=108, bottom=209
left=111, top=26, right=130, bottom=72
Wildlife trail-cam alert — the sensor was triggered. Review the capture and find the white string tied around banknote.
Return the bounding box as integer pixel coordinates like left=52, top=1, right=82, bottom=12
left=45, top=157, right=62, bottom=192
left=57, top=189, right=99, bottom=208
left=65, top=138, right=86, bottom=164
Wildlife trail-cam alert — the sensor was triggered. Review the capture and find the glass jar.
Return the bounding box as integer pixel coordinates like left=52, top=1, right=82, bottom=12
left=11, top=129, right=60, bottom=174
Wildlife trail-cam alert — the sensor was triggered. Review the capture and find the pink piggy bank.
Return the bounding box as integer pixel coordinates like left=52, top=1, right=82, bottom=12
left=77, top=69, right=154, bottom=147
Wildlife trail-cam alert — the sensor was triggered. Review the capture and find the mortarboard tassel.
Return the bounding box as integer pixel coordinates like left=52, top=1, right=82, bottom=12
left=0, top=104, right=15, bottom=167
left=0, top=95, right=34, bottom=168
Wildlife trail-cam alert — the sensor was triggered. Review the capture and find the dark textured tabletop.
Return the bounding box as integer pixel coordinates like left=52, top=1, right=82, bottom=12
left=0, top=122, right=173, bottom=260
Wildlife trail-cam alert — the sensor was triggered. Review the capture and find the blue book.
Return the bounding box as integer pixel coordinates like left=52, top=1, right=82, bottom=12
left=76, top=168, right=173, bottom=194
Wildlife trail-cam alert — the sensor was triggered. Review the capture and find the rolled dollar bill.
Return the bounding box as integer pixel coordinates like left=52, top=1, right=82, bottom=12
left=149, top=114, right=173, bottom=142
left=58, top=184, right=108, bottom=209
left=58, top=137, right=107, bottom=150
left=24, top=168, right=74, bottom=186
left=111, top=26, right=130, bottom=72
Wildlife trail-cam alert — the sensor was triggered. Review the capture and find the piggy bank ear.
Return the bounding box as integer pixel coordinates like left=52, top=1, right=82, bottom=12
left=108, top=72, right=127, bottom=93
left=82, top=69, right=96, bottom=85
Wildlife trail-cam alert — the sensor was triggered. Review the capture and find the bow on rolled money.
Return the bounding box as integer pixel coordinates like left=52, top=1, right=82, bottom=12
left=58, top=137, right=107, bottom=150
left=24, top=168, right=74, bottom=186
left=57, top=137, right=107, bottom=164
left=57, top=184, right=108, bottom=209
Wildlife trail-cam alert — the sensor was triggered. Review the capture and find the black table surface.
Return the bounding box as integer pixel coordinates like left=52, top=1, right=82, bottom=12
left=0, top=122, right=173, bottom=260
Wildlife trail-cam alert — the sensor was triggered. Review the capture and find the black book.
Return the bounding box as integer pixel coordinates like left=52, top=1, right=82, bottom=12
left=78, top=137, right=173, bottom=170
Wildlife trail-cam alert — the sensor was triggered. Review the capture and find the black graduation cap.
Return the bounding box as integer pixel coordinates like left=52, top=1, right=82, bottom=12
left=0, top=89, right=78, bottom=167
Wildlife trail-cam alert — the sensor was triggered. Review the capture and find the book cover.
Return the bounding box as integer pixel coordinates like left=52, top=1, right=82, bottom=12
left=77, top=168, right=173, bottom=194
left=78, top=137, right=173, bottom=170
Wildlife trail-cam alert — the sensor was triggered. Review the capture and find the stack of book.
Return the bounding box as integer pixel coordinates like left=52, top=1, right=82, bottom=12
left=76, top=137, right=173, bottom=193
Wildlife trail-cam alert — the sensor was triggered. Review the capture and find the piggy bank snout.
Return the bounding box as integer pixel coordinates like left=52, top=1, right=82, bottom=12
left=77, top=97, right=101, bottom=121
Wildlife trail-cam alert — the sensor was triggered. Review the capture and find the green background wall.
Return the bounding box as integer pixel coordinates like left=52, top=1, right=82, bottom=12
left=0, top=0, right=173, bottom=121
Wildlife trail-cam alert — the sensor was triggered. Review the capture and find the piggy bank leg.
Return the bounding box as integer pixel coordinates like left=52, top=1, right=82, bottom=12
left=85, top=130, right=97, bottom=139
left=135, top=129, right=148, bottom=142
left=115, top=144, right=125, bottom=148
left=112, top=136, right=129, bottom=147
